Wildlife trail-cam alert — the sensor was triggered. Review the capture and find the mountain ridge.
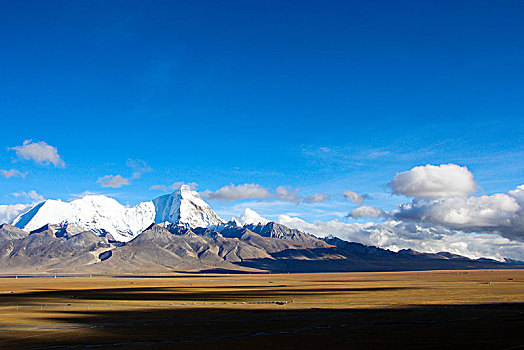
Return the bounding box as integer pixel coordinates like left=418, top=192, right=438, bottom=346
left=11, top=185, right=223, bottom=242
left=0, top=220, right=520, bottom=274
left=2, top=187, right=522, bottom=273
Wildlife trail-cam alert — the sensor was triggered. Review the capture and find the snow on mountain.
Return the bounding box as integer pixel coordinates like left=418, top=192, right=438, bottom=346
left=11, top=185, right=224, bottom=242
left=13, top=195, right=156, bottom=242
left=232, top=208, right=269, bottom=226
left=153, top=185, right=224, bottom=228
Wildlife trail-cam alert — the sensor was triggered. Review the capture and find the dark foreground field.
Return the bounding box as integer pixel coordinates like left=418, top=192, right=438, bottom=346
left=0, top=270, right=523, bottom=349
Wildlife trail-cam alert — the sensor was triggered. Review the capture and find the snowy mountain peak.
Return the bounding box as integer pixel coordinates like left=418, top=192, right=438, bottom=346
left=179, top=183, right=193, bottom=193
left=12, top=196, right=155, bottom=242
left=232, top=208, right=269, bottom=226
left=74, top=194, right=117, bottom=203
left=153, top=186, right=224, bottom=229
left=10, top=186, right=223, bottom=242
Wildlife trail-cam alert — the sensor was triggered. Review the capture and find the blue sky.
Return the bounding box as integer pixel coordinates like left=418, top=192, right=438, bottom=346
left=1, top=0, right=523, bottom=222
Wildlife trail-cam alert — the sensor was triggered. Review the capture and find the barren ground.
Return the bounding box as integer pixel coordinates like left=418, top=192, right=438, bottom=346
left=0, top=269, right=523, bottom=349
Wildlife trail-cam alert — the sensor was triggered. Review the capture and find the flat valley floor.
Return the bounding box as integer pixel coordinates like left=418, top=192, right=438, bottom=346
left=0, top=270, right=523, bottom=349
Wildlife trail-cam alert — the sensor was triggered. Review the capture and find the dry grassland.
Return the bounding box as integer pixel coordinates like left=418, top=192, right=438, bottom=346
left=0, top=269, right=523, bottom=349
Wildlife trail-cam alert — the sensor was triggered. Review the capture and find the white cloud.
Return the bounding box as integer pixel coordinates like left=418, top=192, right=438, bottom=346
left=203, top=183, right=328, bottom=204
left=202, top=184, right=271, bottom=201
left=97, top=175, right=130, bottom=188
left=304, top=193, right=330, bottom=203
left=211, top=165, right=524, bottom=261
left=276, top=215, right=524, bottom=262
left=150, top=182, right=198, bottom=192
left=276, top=177, right=524, bottom=258
left=392, top=185, right=524, bottom=241
left=11, top=190, right=44, bottom=201
left=274, top=186, right=301, bottom=203
left=126, top=159, right=152, bottom=180
left=10, top=140, right=65, bottom=168
left=349, top=205, right=384, bottom=218
left=97, top=159, right=151, bottom=189
left=0, top=204, right=33, bottom=224
left=170, top=182, right=197, bottom=190
left=1, top=169, right=27, bottom=178
left=170, top=182, right=185, bottom=190
left=343, top=190, right=365, bottom=204
left=390, top=163, right=477, bottom=198
left=150, top=185, right=167, bottom=191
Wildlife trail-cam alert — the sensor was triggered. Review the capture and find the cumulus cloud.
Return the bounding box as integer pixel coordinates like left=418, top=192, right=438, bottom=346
left=98, top=159, right=151, bottom=189
left=392, top=185, right=524, bottom=241
left=276, top=215, right=524, bottom=262
left=274, top=165, right=524, bottom=261
left=349, top=205, right=384, bottom=219
left=10, top=140, right=65, bottom=168
left=0, top=204, right=33, bottom=224
left=1, top=169, right=27, bottom=178
left=304, top=193, right=330, bottom=203
left=11, top=190, right=44, bottom=201
left=343, top=190, right=365, bottom=204
left=274, top=186, right=301, bottom=203
left=229, top=164, right=523, bottom=261
left=202, top=184, right=271, bottom=201
left=97, top=175, right=130, bottom=188
left=390, top=164, right=476, bottom=198
left=202, top=183, right=328, bottom=204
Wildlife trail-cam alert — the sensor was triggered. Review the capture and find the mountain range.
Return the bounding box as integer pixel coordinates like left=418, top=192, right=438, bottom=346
left=0, top=185, right=520, bottom=274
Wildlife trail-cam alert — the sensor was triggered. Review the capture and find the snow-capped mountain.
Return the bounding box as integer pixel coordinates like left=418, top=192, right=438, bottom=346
left=2, top=185, right=520, bottom=274
left=153, top=185, right=224, bottom=228
left=12, top=185, right=224, bottom=242
left=13, top=195, right=156, bottom=242
left=231, top=208, right=269, bottom=226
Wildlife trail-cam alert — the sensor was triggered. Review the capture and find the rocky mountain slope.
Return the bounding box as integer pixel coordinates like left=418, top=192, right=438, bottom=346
left=1, top=188, right=521, bottom=274
left=0, top=221, right=517, bottom=274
